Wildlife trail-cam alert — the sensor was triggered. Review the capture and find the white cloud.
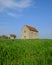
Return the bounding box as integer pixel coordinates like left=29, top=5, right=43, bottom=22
left=0, top=0, right=32, bottom=11
left=7, top=12, right=16, bottom=17
left=0, top=0, right=33, bottom=17
left=7, top=12, right=23, bottom=17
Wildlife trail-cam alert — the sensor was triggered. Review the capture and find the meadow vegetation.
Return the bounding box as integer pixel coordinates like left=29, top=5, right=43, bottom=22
left=0, top=39, right=52, bottom=65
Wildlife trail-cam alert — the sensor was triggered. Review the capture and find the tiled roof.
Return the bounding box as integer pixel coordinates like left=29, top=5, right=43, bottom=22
left=26, top=25, right=38, bottom=32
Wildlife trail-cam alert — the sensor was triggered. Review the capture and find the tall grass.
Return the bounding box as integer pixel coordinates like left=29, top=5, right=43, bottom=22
left=0, top=39, right=52, bottom=65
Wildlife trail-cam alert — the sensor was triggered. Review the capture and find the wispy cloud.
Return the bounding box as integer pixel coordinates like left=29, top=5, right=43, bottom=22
left=0, top=0, right=32, bottom=11
left=7, top=12, right=16, bottom=17
left=7, top=12, right=22, bottom=17
left=0, top=0, right=33, bottom=17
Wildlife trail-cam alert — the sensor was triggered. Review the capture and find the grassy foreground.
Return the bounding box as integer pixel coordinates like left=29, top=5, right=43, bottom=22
left=0, top=39, right=52, bottom=65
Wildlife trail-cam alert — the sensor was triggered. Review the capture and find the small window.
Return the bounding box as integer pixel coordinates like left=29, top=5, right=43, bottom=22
left=24, top=36, right=26, bottom=38
left=24, top=31, right=26, bottom=33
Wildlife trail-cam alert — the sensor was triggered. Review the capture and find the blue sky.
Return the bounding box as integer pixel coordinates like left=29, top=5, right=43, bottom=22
left=0, top=0, right=52, bottom=39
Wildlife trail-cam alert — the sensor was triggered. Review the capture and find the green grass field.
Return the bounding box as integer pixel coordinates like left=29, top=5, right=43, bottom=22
left=0, top=39, right=52, bottom=65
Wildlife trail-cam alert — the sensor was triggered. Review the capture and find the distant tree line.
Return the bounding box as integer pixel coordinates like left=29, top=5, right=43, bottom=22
left=0, top=35, right=8, bottom=39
